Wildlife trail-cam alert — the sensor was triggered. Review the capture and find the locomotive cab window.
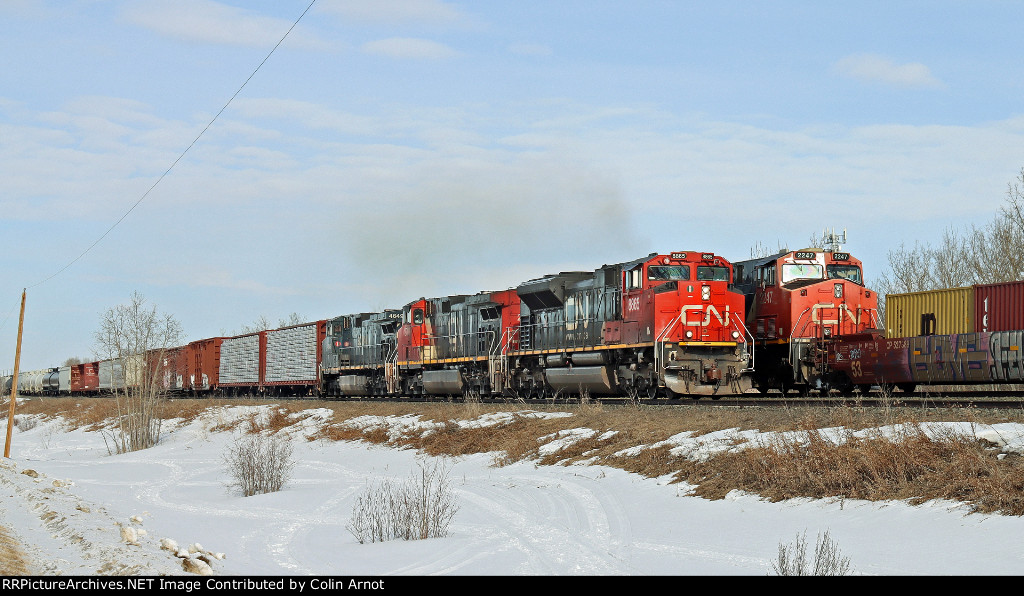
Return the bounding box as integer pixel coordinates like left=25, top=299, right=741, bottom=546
left=625, top=266, right=643, bottom=290
left=647, top=265, right=690, bottom=281
left=781, top=263, right=823, bottom=284
left=826, top=264, right=863, bottom=285
left=412, top=308, right=424, bottom=325
left=696, top=266, right=730, bottom=282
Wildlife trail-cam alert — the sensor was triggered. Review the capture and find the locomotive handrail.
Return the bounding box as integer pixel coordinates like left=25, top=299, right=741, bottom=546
left=515, top=316, right=601, bottom=351
left=730, top=316, right=755, bottom=372
left=424, top=328, right=498, bottom=360
left=653, top=313, right=683, bottom=385
left=487, top=326, right=519, bottom=391
left=337, top=339, right=396, bottom=367
left=490, top=326, right=518, bottom=357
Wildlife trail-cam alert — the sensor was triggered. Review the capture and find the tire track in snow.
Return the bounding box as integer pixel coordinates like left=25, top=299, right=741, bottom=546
left=388, top=471, right=636, bottom=575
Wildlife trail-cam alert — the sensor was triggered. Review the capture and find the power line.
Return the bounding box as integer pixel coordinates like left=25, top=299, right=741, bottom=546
left=27, top=0, right=318, bottom=290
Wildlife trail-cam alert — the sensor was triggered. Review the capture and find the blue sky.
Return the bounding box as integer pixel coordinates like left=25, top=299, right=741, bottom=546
left=2, top=0, right=1024, bottom=370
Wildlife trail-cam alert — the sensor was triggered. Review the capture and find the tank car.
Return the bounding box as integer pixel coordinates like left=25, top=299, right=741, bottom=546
left=732, top=248, right=879, bottom=394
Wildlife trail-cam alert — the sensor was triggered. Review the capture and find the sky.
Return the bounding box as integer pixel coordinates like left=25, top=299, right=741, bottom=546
left=4, top=403, right=1024, bottom=575
left=3, top=0, right=1024, bottom=370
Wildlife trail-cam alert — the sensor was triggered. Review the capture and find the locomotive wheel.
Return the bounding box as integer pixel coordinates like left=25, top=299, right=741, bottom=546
left=897, top=383, right=916, bottom=394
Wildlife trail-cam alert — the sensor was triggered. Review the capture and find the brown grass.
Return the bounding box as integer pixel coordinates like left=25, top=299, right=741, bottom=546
left=10, top=397, right=1024, bottom=516
left=675, top=423, right=1024, bottom=515
left=0, top=524, right=31, bottom=575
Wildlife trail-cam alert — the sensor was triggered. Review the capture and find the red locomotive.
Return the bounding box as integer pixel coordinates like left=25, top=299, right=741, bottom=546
left=733, top=245, right=879, bottom=394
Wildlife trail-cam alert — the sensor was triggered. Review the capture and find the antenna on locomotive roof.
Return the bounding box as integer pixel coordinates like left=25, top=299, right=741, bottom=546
left=821, top=227, right=847, bottom=252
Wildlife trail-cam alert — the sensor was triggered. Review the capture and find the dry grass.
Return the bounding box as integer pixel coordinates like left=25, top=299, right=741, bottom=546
left=0, top=524, right=31, bottom=575
left=11, top=396, right=1024, bottom=516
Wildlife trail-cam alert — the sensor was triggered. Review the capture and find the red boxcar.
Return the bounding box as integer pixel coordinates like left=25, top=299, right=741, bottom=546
left=185, top=337, right=223, bottom=393
left=71, top=361, right=100, bottom=394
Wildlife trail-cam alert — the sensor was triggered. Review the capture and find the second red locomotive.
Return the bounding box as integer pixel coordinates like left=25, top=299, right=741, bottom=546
left=733, top=247, right=879, bottom=394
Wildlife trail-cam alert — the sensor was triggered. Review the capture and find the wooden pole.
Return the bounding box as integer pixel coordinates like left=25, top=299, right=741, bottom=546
left=4, top=290, right=26, bottom=459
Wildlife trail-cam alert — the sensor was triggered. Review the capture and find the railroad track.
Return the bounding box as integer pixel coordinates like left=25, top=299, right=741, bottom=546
left=196, top=391, right=1024, bottom=410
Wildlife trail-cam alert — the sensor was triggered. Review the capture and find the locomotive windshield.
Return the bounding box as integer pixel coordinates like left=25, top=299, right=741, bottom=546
left=781, top=263, right=823, bottom=284
left=696, top=266, right=730, bottom=282
left=827, top=264, right=863, bottom=285
left=647, top=265, right=690, bottom=281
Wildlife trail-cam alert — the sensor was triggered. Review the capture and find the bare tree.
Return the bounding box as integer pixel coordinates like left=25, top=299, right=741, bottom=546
left=62, top=356, right=85, bottom=367
left=237, top=315, right=272, bottom=335
left=278, top=312, right=305, bottom=327
left=230, top=312, right=306, bottom=335
left=94, top=292, right=183, bottom=453
left=931, top=227, right=971, bottom=289
left=749, top=240, right=788, bottom=259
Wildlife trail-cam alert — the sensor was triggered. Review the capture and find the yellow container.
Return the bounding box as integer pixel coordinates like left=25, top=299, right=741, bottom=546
left=885, top=286, right=974, bottom=338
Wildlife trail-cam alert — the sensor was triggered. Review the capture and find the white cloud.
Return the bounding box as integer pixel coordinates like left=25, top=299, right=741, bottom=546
left=121, top=0, right=331, bottom=49
left=833, top=53, right=944, bottom=89
left=361, top=37, right=458, bottom=59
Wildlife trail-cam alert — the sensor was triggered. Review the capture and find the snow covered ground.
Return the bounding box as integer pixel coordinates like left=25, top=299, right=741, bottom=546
left=3, top=404, right=1024, bottom=576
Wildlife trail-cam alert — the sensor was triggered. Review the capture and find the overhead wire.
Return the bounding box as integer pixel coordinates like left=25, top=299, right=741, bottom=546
left=25, top=0, right=318, bottom=291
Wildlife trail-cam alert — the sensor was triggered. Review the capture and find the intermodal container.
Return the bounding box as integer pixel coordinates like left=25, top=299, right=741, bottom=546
left=885, top=286, right=974, bottom=338
left=974, top=280, right=1024, bottom=333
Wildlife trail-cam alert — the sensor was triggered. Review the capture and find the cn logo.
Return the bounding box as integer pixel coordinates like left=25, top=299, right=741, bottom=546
left=682, top=304, right=730, bottom=326
left=811, top=303, right=861, bottom=325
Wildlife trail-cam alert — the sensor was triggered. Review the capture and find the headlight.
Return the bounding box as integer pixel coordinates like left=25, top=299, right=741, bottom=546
left=685, top=330, right=694, bottom=339
left=731, top=330, right=740, bottom=339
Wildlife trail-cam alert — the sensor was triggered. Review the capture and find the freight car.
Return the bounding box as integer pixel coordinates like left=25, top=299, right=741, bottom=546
left=322, top=251, right=753, bottom=399
left=826, top=279, right=1024, bottom=393
left=732, top=247, right=879, bottom=394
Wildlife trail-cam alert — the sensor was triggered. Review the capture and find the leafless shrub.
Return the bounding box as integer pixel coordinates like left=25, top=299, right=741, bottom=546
left=347, top=460, right=459, bottom=544
left=772, top=530, right=851, bottom=576
left=223, top=433, right=295, bottom=497
left=13, top=416, right=36, bottom=432
left=94, top=292, right=183, bottom=453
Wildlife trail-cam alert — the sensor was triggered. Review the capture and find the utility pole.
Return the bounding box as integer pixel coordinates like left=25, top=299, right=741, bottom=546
left=5, top=289, right=26, bottom=459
